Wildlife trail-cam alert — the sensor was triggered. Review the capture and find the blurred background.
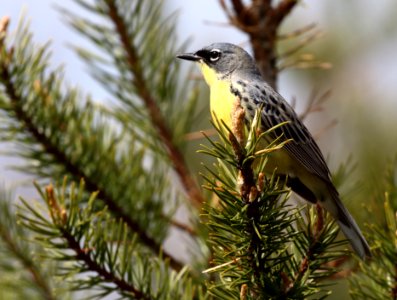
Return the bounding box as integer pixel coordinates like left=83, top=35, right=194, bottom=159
left=2, top=1, right=397, bottom=298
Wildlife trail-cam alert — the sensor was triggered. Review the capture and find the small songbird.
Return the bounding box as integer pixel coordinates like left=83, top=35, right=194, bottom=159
left=177, top=42, right=371, bottom=259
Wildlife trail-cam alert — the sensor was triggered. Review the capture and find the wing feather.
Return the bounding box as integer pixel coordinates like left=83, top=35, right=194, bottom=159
left=232, top=80, right=332, bottom=182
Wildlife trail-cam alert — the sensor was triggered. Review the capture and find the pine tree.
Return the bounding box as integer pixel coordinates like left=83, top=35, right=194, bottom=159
left=0, top=1, right=393, bottom=299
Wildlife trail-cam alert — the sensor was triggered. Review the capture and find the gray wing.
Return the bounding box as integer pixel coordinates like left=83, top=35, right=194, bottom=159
left=231, top=80, right=332, bottom=182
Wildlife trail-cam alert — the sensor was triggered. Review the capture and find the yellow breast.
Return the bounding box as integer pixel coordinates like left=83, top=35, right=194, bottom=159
left=199, top=62, right=235, bottom=128
left=198, top=61, right=294, bottom=175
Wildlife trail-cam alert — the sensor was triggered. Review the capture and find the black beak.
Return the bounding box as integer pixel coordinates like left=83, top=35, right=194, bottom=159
left=176, top=53, right=201, bottom=61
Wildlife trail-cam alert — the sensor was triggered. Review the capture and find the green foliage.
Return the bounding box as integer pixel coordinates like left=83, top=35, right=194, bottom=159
left=17, top=179, right=203, bottom=299
left=0, top=0, right=204, bottom=297
left=201, top=112, right=347, bottom=299
left=61, top=0, right=199, bottom=152
left=349, top=162, right=397, bottom=300
left=0, top=0, right=200, bottom=273
left=0, top=189, right=60, bottom=300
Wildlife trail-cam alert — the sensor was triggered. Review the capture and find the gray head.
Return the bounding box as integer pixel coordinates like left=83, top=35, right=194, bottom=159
left=177, top=43, right=260, bottom=79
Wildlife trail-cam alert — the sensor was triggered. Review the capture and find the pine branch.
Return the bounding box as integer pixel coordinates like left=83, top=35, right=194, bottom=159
left=53, top=199, right=149, bottom=299
left=0, top=16, right=183, bottom=272
left=0, top=220, right=56, bottom=300
left=0, top=50, right=182, bottom=273
left=104, top=0, right=203, bottom=208
left=169, top=218, right=197, bottom=236
left=0, top=22, right=56, bottom=299
left=22, top=182, right=151, bottom=299
left=18, top=180, right=201, bottom=299
left=0, top=186, right=57, bottom=300
left=285, top=204, right=324, bottom=294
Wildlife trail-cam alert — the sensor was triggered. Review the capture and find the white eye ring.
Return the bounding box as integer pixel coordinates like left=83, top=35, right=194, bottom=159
left=209, top=49, right=221, bottom=62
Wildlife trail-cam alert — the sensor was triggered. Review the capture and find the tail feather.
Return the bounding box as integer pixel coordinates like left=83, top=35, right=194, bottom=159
left=285, top=171, right=371, bottom=259
left=337, top=217, right=371, bottom=260
left=323, top=189, right=371, bottom=260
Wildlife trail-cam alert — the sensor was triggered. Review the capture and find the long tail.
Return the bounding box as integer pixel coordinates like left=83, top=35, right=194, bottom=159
left=323, top=188, right=371, bottom=260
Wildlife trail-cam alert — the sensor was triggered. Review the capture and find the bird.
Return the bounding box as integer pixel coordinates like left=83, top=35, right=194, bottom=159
left=177, top=42, right=371, bottom=260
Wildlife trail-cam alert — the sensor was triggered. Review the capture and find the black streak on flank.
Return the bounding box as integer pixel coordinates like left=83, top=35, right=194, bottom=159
left=248, top=89, right=261, bottom=106
left=237, top=80, right=247, bottom=87
left=230, top=85, right=242, bottom=98
left=279, top=101, right=287, bottom=112
left=268, top=94, right=278, bottom=106
left=245, top=104, right=254, bottom=111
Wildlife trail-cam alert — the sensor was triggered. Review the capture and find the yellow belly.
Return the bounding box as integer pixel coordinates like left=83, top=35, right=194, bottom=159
left=209, top=80, right=235, bottom=128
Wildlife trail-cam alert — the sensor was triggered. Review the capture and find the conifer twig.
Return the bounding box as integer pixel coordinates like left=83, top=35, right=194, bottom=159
left=299, top=90, right=332, bottom=121
left=285, top=204, right=325, bottom=294
left=169, top=218, right=196, bottom=235
left=277, top=23, right=317, bottom=40
left=326, top=259, right=355, bottom=280
left=279, top=29, right=323, bottom=59
left=0, top=28, right=183, bottom=272
left=0, top=218, right=55, bottom=300
left=0, top=17, right=55, bottom=299
left=0, top=16, right=9, bottom=43
left=184, top=128, right=217, bottom=141
left=105, top=0, right=204, bottom=208
left=45, top=185, right=151, bottom=300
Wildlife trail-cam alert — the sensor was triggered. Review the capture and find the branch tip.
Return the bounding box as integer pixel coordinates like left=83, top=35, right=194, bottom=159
left=257, top=172, right=265, bottom=192
left=0, top=16, right=10, bottom=33
left=46, top=184, right=65, bottom=225
left=249, top=186, right=258, bottom=203
left=232, top=96, right=246, bottom=144
left=240, top=283, right=248, bottom=300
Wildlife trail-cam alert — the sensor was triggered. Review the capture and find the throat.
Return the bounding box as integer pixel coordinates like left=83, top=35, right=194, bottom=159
left=199, top=63, right=235, bottom=128
left=210, top=79, right=235, bottom=128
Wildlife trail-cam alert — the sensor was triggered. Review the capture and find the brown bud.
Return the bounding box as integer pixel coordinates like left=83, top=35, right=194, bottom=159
left=257, top=172, right=265, bottom=192
left=240, top=284, right=248, bottom=300
left=231, top=97, right=245, bottom=144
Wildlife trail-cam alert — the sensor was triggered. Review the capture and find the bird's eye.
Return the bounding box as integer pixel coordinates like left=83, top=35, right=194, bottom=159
left=209, top=49, right=221, bottom=62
